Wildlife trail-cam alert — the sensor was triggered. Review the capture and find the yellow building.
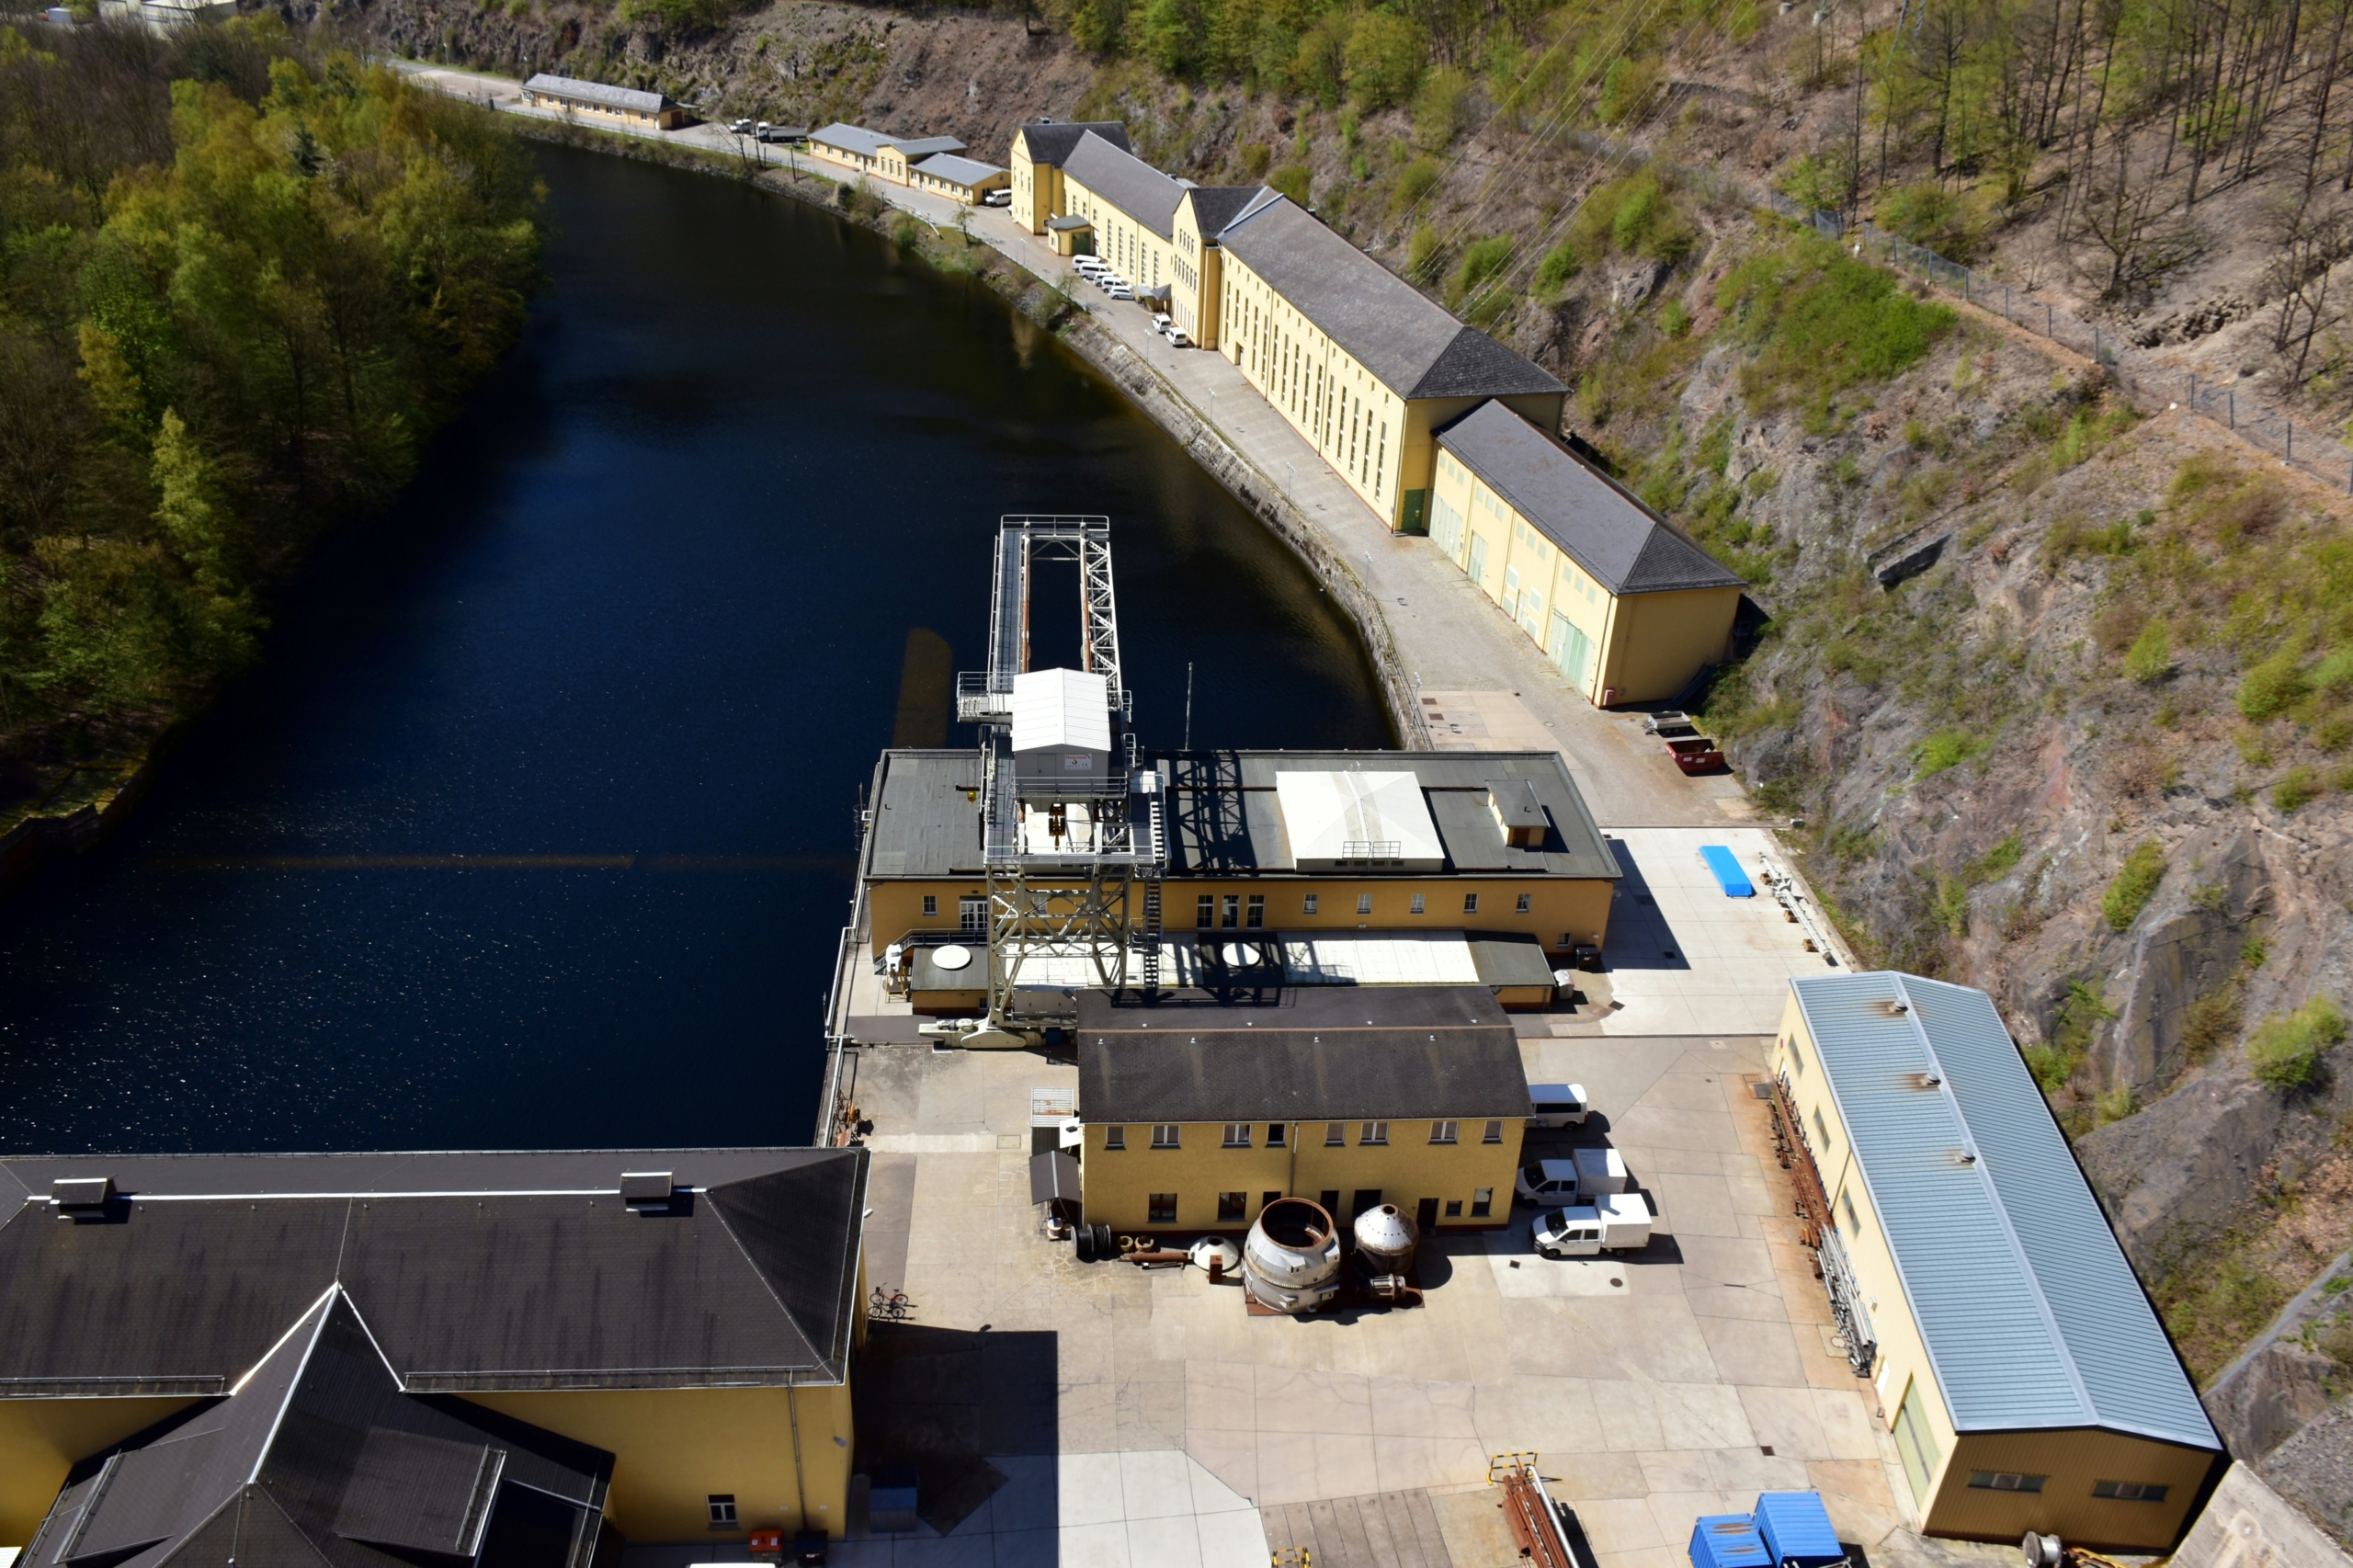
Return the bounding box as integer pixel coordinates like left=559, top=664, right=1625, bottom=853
left=858, top=748, right=1620, bottom=971
left=1073, top=984, right=1529, bottom=1235
left=806, top=123, right=964, bottom=185
left=1216, top=197, right=1567, bottom=533
left=521, top=74, right=686, bottom=131
left=1431, top=400, right=1745, bottom=707
left=0, top=1149, right=869, bottom=1551
left=1006, top=120, right=1134, bottom=237
left=1772, top=974, right=2224, bottom=1552
left=908, top=152, right=1009, bottom=204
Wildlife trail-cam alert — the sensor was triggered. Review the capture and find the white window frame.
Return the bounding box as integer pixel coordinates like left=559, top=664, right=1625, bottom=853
left=1152, top=1124, right=1181, bottom=1149
left=1222, top=1123, right=1251, bottom=1148
left=1359, top=1121, right=1389, bottom=1146
left=1429, top=1120, right=1459, bottom=1144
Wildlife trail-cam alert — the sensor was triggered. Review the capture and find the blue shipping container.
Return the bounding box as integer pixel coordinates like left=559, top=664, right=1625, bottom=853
left=1753, top=1492, right=1845, bottom=1568
left=1688, top=1515, right=1770, bottom=1568
left=1699, top=845, right=1755, bottom=897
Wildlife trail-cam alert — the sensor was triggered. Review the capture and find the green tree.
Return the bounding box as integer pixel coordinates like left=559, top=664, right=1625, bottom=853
left=1344, top=12, right=1427, bottom=110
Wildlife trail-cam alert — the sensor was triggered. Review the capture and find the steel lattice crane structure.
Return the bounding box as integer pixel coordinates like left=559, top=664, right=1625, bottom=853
left=953, top=517, right=1165, bottom=1033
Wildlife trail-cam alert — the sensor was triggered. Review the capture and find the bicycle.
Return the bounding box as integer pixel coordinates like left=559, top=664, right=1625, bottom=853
left=870, top=1285, right=914, bottom=1322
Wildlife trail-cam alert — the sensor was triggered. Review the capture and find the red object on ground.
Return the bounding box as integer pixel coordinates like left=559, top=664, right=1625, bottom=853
left=1665, top=735, right=1725, bottom=774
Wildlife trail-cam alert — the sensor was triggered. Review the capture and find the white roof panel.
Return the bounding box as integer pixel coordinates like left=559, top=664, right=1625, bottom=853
left=1010, top=668, right=1112, bottom=755
left=1272, top=771, right=1445, bottom=869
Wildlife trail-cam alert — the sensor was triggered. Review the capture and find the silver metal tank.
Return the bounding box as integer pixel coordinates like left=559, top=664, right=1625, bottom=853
left=1352, top=1203, right=1419, bottom=1273
left=1241, top=1197, right=1342, bottom=1313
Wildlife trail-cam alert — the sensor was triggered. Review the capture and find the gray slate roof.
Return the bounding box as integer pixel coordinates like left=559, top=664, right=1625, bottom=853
left=1789, top=973, right=2221, bottom=1452
left=883, top=135, right=967, bottom=159
left=1181, top=185, right=1272, bottom=240
left=1062, top=131, right=1188, bottom=240
left=23, top=1292, right=611, bottom=1568
left=1014, top=120, right=1133, bottom=165
left=913, top=153, right=1006, bottom=185
left=523, top=74, right=669, bottom=115
left=862, top=749, right=1621, bottom=882
left=0, top=1148, right=869, bottom=1393
left=1437, top=401, right=1744, bottom=596
left=809, top=123, right=968, bottom=159
left=1217, top=197, right=1566, bottom=402
left=1076, top=985, right=1534, bottom=1123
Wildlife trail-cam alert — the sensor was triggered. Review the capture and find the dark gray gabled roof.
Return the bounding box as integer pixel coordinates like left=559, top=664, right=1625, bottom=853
left=1180, top=185, right=1270, bottom=240
left=1076, top=985, right=1533, bottom=1124
left=22, top=1291, right=612, bottom=1568
left=1013, top=120, right=1132, bottom=165
left=1061, top=131, right=1188, bottom=239
left=523, top=74, right=670, bottom=115
left=882, top=135, right=967, bottom=159
left=1436, top=400, right=1745, bottom=596
left=0, top=1148, right=868, bottom=1394
left=1216, top=197, right=1566, bottom=402
left=912, top=153, right=1006, bottom=186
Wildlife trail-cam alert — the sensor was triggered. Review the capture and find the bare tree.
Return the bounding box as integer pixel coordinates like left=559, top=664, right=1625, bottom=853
left=2262, top=198, right=2353, bottom=380
left=2075, top=127, right=2209, bottom=302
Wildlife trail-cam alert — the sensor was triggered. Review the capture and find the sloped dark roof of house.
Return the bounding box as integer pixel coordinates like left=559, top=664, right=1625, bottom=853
left=0, top=1148, right=868, bottom=1394
left=1436, top=400, right=1745, bottom=596
left=1181, top=185, right=1270, bottom=239
left=1014, top=120, right=1132, bottom=165
left=1217, top=197, right=1566, bottom=401
left=1062, top=131, right=1188, bottom=239
left=22, top=1291, right=612, bottom=1568
left=1076, top=985, right=1533, bottom=1124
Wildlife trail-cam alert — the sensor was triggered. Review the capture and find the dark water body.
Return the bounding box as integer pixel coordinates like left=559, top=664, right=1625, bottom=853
left=0, top=142, right=1385, bottom=1154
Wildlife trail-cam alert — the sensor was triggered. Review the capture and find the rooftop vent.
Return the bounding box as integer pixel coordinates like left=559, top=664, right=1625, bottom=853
left=1485, top=780, right=1549, bottom=848
left=51, top=1176, right=112, bottom=1213
left=619, top=1171, right=676, bottom=1210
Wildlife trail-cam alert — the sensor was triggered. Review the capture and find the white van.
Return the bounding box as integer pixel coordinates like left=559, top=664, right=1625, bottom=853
left=1527, top=1083, right=1588, bottom=1127
left=1515, top=1159, right=1580, bottom=1206
left=1572, top=1146, right=1630, bottom=1197
left=1533, top=1193, right=1653, bottom=1257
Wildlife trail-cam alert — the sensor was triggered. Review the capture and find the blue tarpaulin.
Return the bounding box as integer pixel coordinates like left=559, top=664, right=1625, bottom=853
left=1699, top=845, right=1754, bottom=897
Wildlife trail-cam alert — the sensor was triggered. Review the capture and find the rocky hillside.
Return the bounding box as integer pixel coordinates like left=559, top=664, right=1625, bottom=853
left=331, top=0, right=2353, bottom=1494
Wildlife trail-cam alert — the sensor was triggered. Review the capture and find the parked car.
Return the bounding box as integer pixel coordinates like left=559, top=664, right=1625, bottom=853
left=1515, top=1159, right=1580, bottom=1206
left=1532, top=1194, right=1654, bottom=1258
left=983, top=189, right=1012, bottom=207
left=1104, top=283, right=1136, bottom=301
left=1165, top=326, right=1191, bottom=347
left=1526, top=1083, right=1589, bottom=1128
left=1665, top=734, right=1725, bottom=774
left=728, top=119, right=753, bottom=134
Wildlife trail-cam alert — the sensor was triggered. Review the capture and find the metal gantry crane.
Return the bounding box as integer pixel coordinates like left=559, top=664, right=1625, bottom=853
left=954, top=517, right=1165, bottom=1036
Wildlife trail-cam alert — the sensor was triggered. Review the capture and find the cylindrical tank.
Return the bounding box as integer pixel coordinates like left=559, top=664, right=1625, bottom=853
left=1352, top=1203, right=1419, bottom=1275
left=1241, top=1197, right=1343, bottom=1313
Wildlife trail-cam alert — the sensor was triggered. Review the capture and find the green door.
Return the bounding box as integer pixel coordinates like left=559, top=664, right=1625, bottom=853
left=1548, top=611, right=1592, bottom=687
left=1400, top=489, right=1427, bottom=535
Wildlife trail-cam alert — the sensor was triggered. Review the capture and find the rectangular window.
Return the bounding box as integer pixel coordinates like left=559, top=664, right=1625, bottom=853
left=1356, top=893, right=1373, bottom=915
left=1303, top=893, right=1319, bottom=915
left=1812, top=1108, right=1832, bottom=1150
left=1516, top=893, right=1531, bottom=914
left=1246, top=894, right=1265, bottom=928
left=922, top=894, right=938, bottom=916
left=1893, top=1381, right=1940, bottom=1506
left=1471, top=1187, right=1493, bottom=1218
left=1152, top=1124, right=1180, bottom=1149
left=1221, top=894, right=1240, bottom=928
left=1105, top=1125, right=1126, bottom=1150
left=1444, top=1199, right=1462, bottom=1218
left=708, top=1496, right=737, bottom=1528
left=1319, top=1188, right=1340, bottom=1212
left=1429, top=1120, right=1459, bottom=1144
left=1197, top=895, right=1214, bottom=928
left=1483, top=1119, right=1504, bottom=1143
left=2091, top=1481, right=2168, bottom=1502
left=1148, top=1193, right=1177, bottom=1225
left=1217, top=1191, right=1246, bottom=1222
left=960, top=895, right=987, bottom=934
left=1262, top=1189, right=1282, bottom=1210
left=1267, top=1123, right=1286, bottom=1147
left=1787, top=1036, right=1805, bottom=1074
left=1324, top=1122, right=1346, bottom=1146
left=1359, top=1122, right=1389, bottom=1145
left=1223, top=1123, right=1251, bottom=1148
left=1410, top=892, right=1427, bottom=915
left=1969, top=1472, right=2048, bottom=1493
left=1463, top=892, right=1479, bottom=914
left=1840, top=1189, right=1861, bottom=1234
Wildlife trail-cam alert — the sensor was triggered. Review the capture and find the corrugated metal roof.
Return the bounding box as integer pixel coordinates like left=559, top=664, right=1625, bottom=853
left=911, top=153, right=1006, bottom=186
left=1011, top=668, right=1111, bottom=754
left=1062, top=131, right=1188, bottom=240
left=1790, top=973, right=2219, bottom=1451
left=523, top=74, right=669, bottom=115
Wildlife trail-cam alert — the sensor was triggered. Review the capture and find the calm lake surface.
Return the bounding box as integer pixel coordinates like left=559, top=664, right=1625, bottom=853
left=0, top=142, right=1385, bottom=1154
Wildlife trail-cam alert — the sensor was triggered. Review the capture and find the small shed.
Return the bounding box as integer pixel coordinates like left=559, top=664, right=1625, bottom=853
left=1045, top=214, right=1095, bottom=256
left=910, top=153, right=1010, bottom=204
left=1011, top=668, right=1114, bottom=797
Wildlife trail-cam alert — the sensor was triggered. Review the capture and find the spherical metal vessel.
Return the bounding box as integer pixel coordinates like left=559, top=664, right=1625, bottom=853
left=1352, top=1203, right=1419, bottom=1272
left=1241, top=1197, right=1343, bottom=1313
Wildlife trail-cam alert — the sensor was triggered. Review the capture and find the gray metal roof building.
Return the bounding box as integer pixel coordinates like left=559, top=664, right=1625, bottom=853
left=1076, top=985, right=1533, bottom=1123
left=861, top=749, right=1620, bottom=882
left=1062, top=131, right=1189, bottom=240
left=1436, top=400, right=1745, bottom=596
left=521, top=74, right=672, bottom=117
left=1787, top=974, right=2215, bottom=1450
left=1217, top=198, right=1567, bottom=402
left=808, top=124, right=966, bottom=160
left=1013, top=120, right=1133, bottom=165
left=912, top=153, right=1007, bottom=186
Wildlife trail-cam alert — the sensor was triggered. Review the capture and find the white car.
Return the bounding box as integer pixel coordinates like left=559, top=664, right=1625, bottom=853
left=1527, top=1083, right=1589, bottom=1128
left=1073, top=256, right=1108, bottom=275
left=728, top=119, right=752, bottom=134
left=1515, top=1159, right=1581, bottom=1206
left=1165, top=326, right=1191, bottom=347
left=983, top=189, right=1012, bottom=207
left=1532, top=1194, right=1653, bottom=1257
left=1104, top=283, right=1135, bottom=301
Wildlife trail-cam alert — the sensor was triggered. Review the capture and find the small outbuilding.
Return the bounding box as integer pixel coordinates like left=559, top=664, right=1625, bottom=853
left=909, top=153, right=1010, bottom=204
left=520, top=74, right=686, bottom=130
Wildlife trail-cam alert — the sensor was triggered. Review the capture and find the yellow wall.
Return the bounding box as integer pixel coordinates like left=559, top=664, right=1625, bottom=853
left=1062, top=173, right=1174, bottom=295
left=1170, top=197, right=1227, bottom=347
left=1772, top=997, right=2213, bottom=1551
left=911, top=166, right=1007, bottom=204
left=1431, top=446, right=1738, bottom=706
left=1009, top=133, right=1063, bottom=234
left=1078, top=1117, right=1526, bottom=1233
left=867, top=876, right=1612, bottom=959
left=0, top=1396, right=199, bottom=1545
left=809, top=139, right=872, bottom=177
left=468, top=1381, right=855, bottom=1544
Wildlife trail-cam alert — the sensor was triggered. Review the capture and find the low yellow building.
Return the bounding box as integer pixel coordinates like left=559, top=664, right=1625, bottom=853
left=858, top=748, right=1620, bottom=969
left=908, top=152, right=1009, bottom=204
left=1773, top=974, right=2224, bottom=1552
left=1216, top=197, right=1567, bottom=534
left=1432, top=400, right=1745, bottom=706
left=1074, top=984, right=1530, bottom=1235
left=806, top=124, right=964, bottom=185
left=0, top=1149, right=869, bottom=1551
left=1007, top=120, right=1135, bottom=237
left=521, top=74, right=686, bottom=131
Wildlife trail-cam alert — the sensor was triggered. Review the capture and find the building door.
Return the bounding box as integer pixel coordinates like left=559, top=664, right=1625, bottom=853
left=1892, top=1378, right=1940, bottom=1505
left=1400, top=490, right=1427, bottom=535
left=1549, top=611, right=1593, bottom=689
left=1467, top=534, right=1488, bottom=590
left=1415, top=1197, right=1439, bottom=1232
left=1351, top=1189, right=1382, bottom=1217
left=959, top=895, right=986, bottom=935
